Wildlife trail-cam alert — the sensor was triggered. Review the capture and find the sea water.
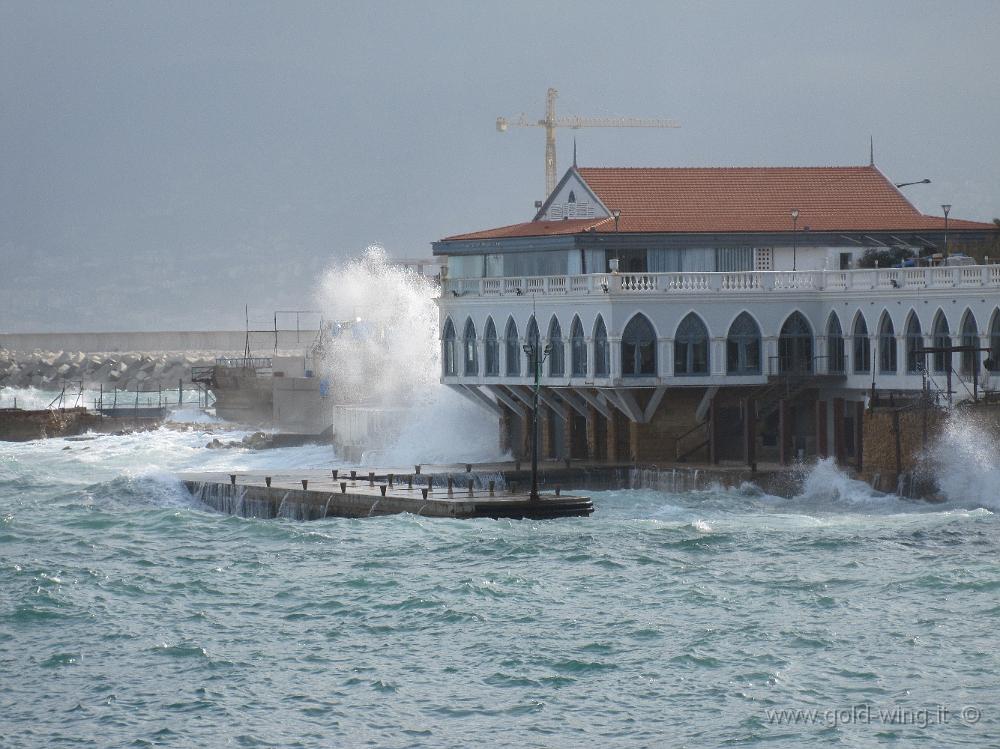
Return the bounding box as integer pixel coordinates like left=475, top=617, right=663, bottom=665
left=2, top=407, right=999, bottom=747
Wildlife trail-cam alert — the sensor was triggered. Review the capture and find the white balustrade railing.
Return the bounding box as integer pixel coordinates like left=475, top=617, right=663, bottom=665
left=442, top=265, right=1000, bottom=298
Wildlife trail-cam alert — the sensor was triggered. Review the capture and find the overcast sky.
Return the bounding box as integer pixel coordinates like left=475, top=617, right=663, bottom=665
left=2, top=0, right=998, bottom=332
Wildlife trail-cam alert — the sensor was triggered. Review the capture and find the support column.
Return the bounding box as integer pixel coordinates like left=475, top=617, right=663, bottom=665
left=708, top=397, right=720, bottom=464
left=585, top=405, right=598, bottom=461
left=854, top=400, right=865, bottom=472
left=815, top=400, right=828, bottom=458
left=606, top=410, right=619, bottom=463
left=832, top=397, right=846, bottom=465
left=743, top=397, right=756, bottom=469
left=778, top=398, right=792, bottom=466
left=499, top=406, right=512, bottom=455
left=561, top=406, right=573, bottom=461
left=540, top=405, right=554, bottom=459
left=629, top=419, right=640, bottom=463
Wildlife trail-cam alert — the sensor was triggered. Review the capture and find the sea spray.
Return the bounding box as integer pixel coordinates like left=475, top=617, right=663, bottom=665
left=314, top=246, right=502, bottom=464
left=922, top=411, right=1000, bottom=508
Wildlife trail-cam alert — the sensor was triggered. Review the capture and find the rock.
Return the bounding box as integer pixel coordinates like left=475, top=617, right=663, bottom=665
left=205, top=438, right=224, bottom=449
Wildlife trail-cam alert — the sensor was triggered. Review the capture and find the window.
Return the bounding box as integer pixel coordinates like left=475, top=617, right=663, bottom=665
left=878, top=313, right=897, bottom=374
left=932, top=312, right=950, bottom=374
left=594, top=316, right=610, bottom=377
left=484, top=318, right=499, bottom=376
left=726, top=312, right=761, bottom=374
left=960, top=311, right=979, bottom=376
left=525, top=317, right=540, bottom=375
left=624, top=314, right=658, bottom=376
left=570, top=317, right=586, bottom=377
left=906, top=313, right=924, bottom=374
left=504, top=318, right=520, bottom=376
left=463, top=319, right=478, bottom=376
left=548, top=317, right=565, bottom=377
left=754, top=247, right=774, bottom=271
left=716, top=248, right=754, bottom=272
left=442, top=319, right=456, bottom=376
left=780, top=312, right=813, bottom=374
left=674, top=313, right=709, bottom=376
left=853, top=315, right=870, bottom=374
left=827, top=313, right=845, bottom=374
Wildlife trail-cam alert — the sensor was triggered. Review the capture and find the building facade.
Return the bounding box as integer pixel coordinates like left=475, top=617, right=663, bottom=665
left=434, top=165, right=1000, bottom=467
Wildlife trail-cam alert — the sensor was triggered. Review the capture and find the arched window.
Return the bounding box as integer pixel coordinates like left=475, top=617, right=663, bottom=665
left=990, top=310, right=1000, bottom=372
left=779, top=312, right=813, bottom=374
left=624, top=314, right=658, bottom=376
left=905, top=312, right=924, bottom=374
left=504, top=318, right=520, bottom=376
left=674, top=313, right=709, bottom=376
left=593, top=316, right=610, bottom=377
left=442, top=318, right=457, bottom=376
left=484, top=317, right=499, bottom=376
left=548, top=317, right=565, bottom=376
left=568, top=190, right=576, bottom=203
left=463, top=318, right=478, bottom=376
left=878, top=313, right=897, bottom=374
left=827, top=313, right=845, bottom=374
left=726, top=312, right=760, bottom=374
left=960, top=311, right=979, bottom=376
left=570, top=316, right=586, bottom=376
left=932, top=311, right=951, bottom=374
left=525, top=317, right=541, bottom=375
left=852, top=314, right=870, bottom=374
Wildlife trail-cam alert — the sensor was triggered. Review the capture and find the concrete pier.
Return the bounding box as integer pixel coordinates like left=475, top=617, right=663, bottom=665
left=181, top=466, right=595, bottom=520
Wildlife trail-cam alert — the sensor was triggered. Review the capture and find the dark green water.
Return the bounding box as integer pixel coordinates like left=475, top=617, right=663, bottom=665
left=2, top=426, right=998, bottom=747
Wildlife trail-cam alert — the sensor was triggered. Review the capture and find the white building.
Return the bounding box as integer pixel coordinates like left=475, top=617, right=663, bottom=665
left=434, top=164, right=1000, bottom=467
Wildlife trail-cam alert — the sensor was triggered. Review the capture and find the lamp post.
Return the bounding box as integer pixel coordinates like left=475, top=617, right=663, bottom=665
left=790, top=209, right=799, bottom=271
left=941, top=204, right=951, bottom=260
left=522, top=341, right=552, bottom=502
left=609, top=209, right=622, bottom=273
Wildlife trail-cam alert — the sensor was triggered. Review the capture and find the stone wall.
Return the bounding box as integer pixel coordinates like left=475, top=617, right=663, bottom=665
left=860, top=401, right=1000, bottom=495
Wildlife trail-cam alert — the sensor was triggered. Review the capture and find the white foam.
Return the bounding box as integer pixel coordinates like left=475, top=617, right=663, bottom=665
left=924, top=413, right=1000, bottom=509
left=314, top=246, right=502, bottom=465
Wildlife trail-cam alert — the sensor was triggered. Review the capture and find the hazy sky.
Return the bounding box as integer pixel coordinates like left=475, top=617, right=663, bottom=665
left=2, top=0, right=998, bottom=332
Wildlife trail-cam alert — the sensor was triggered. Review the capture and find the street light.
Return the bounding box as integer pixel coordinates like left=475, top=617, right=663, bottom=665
left=894, top=179, right=931, bottom=188
left=609, top=209, right=622, bottom=273
left=941, top=204, right=951, bottom=260
left=522, top=341, right=553, bottom=502
left=790, top=209, right=800, bottom=271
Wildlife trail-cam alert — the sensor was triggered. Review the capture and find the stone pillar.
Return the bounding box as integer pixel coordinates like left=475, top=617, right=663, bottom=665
left=499, top=406, right=512, bottom=455
left=561, top=405, right=573, bottom=461
left=540, top=404, right=554, bottom=459
left=585, top=404, right=598, bottom=460
left=832, top=397, right=846, bottom=465
left=854, top=400, right=865, bottom=472
left=778, top=398, right=792, bottom=466
left=815, top=400, right=828, bottom=458
left=609, top=338, right=622, bottom=380
left=708, top=396, right=720, bottom=464
left=629, top=419, right=640, bottom=463
left=743, top=397, right=756, bottom=468
left=606, top=409, right=619, bottom=463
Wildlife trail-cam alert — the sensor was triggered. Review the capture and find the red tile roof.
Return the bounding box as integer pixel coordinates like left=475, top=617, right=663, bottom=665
left=442, top=166, right=994, bottom=240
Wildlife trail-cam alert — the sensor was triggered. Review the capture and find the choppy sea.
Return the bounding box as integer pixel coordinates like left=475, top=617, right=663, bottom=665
left=2, top=390, right=999, bottom=748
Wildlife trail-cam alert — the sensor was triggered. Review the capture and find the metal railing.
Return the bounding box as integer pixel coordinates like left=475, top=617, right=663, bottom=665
left=215, top=356, right=272, bottom=370
left=443, top=264, right=1000, bottom=298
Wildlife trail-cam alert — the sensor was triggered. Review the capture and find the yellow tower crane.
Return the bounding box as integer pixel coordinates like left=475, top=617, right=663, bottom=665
left=497, top=87, right=680, bottom=200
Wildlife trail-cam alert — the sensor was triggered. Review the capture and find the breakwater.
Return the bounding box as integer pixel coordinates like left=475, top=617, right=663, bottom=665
left=0, top=348, right=216, bottom=391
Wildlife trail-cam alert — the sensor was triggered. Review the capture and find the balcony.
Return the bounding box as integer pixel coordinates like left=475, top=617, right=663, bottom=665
left=442, top=264, right=1000, bottom=299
